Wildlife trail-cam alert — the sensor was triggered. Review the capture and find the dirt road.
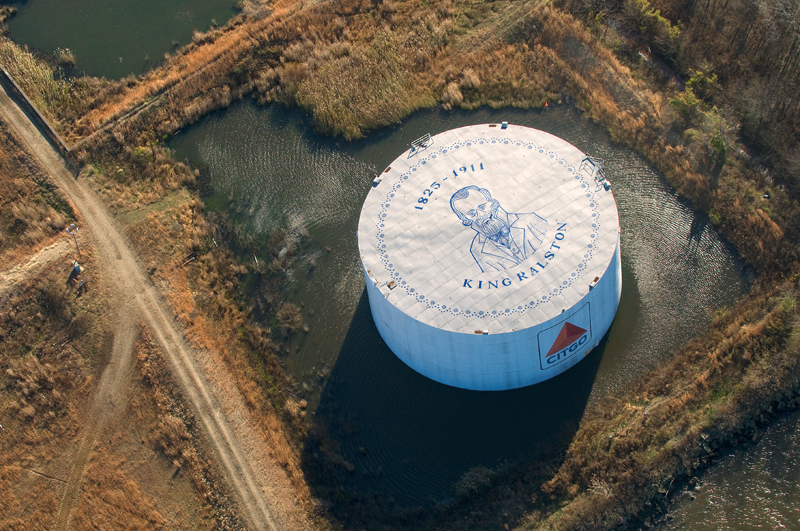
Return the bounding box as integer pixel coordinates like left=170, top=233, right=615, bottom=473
left=0, top=83, right=287, bottom=530
left=53, top=303, right=140, bottom=529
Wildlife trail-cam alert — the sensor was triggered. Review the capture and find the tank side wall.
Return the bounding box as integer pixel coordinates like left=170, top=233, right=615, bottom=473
left=362, top=232, right=622, bottom=391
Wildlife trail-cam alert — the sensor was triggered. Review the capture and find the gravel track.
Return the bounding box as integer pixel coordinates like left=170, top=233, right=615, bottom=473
left=0, top=83, right=286, bottom=531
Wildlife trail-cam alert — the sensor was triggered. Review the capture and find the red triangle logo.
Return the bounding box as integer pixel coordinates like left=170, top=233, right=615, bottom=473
left=546, top=322, right=587, bottom=356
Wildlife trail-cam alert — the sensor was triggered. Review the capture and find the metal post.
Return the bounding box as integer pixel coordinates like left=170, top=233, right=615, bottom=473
left=65, top=223, right=80, bottom=257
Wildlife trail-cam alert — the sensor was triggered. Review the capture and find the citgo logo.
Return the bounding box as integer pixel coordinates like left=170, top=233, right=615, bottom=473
left=537, top=303, right=592, bottom=370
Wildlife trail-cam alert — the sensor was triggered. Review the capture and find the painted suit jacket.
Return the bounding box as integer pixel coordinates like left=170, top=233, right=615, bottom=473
left=469, top=209, right=547, bottom=272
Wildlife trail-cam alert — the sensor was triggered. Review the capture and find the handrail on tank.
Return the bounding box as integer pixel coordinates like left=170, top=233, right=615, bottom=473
left=409, top=133, right=433, bottom=157
left=580, top=155, right=610, bottom=191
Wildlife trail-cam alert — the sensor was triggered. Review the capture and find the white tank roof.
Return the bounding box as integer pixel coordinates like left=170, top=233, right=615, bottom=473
left=358, top=123, right=619, bottom=335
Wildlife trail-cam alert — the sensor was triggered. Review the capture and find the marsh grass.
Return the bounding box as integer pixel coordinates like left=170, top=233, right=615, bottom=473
left=56, top=47, right=76, bottom=67
left=296, top=31, right=436, bottom=139
left=0, top=120, right=74, bottom=263
left=7, top=0, right=800, bottom=528
left=0, top=39, right=73, bottom=126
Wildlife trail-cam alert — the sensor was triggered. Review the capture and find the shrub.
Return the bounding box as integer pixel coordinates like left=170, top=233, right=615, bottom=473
left=621, top=0, right=680, bottom=58
left=56, top=48, right=76, bottom=67
left=460, top=68, right=481, bottom=89
left=669, top=87, right=699, bottom=120
left=454, top=465, right=496, bottom=498
left=155, top=415, right=191, bottom=458
left=276, top=303, right=302, bottom=334
left=441, top=82, right=463, bottom=110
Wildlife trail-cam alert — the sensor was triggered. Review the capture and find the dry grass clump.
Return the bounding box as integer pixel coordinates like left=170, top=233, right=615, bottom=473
left=0, top=116, right=74, bottom=263
left=154, top=415, right=192, bottom=458
left=56, top=47, right=76, bottom=67
left=441, top=82, right=463, bottom=110
left=0, top=38, right=74, bottom=126
left=295, top=31, right=436, bottom=139
left=242, top=1, right=274, bottom=21
left=276, top=302, right=303, bottom=334
left=0, top=5, right=17, bottom=24
left=454, top=465, right=496, bottom=498
left=460, top=67, right=480, bottom=89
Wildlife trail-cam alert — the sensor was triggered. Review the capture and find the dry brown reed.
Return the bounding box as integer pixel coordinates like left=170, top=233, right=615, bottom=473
left=0, top=38, right=74, bottom=126
left=0, top=119, right=74, bottom=264
left=8, top=0, right=798, bottom=527
left=295, top=30, right=437, bottom=138
left=521, top=280, right=799, bottom=531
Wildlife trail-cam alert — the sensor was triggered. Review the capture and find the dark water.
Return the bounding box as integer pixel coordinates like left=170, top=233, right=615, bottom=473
left=169, top=100, right=748, bottom=507
left=655, top=409, right=800, bottom=531
left=5, top=0, right=234, bottom=79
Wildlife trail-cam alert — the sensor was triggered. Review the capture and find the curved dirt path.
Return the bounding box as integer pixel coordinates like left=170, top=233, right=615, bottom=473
left=0, top=85, right=283, bottom=530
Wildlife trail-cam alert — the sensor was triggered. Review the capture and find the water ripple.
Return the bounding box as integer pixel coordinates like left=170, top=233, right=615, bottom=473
left=169, top=102, right=747, bottom=506
left=656, top=409, right=800, bottom=530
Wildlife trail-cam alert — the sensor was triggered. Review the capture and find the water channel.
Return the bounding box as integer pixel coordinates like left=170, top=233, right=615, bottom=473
left=169, top=101, right=749, bottom=506
left=654, top=408, right=800, bottom=531
left=6, top=0, right=794, bottom=521
left=5, top=0, right=234, bottom=79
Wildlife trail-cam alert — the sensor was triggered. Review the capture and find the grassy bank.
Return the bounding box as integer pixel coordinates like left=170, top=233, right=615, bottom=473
left=0, top=118, right=75, bottom=263
left=73, top=135, right=323, bottom=516
left=0, top=110, right=268, bottom=528
left=2, top=0, right=800, bottom=527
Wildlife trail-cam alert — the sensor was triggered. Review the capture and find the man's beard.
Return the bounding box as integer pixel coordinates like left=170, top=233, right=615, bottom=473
left=478, top=215, right=509, bottom=239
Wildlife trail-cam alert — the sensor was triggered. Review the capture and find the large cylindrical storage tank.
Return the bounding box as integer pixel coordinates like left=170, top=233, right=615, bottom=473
left=357, top=123, right=621, bottom=390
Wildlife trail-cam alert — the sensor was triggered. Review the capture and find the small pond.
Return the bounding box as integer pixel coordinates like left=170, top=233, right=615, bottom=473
left=5, top=0, right=235, bottom=79
left=169, top=101, right=748, bottom=506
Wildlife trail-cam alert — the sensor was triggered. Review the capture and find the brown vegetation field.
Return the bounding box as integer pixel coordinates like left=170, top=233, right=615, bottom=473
left=0, top=109, right=285, bottom=529
left=3, top=0, right=800, bottom=528
left=0, top=119, right=74, bottom=264
left=0, top=226, right=230, bottom=530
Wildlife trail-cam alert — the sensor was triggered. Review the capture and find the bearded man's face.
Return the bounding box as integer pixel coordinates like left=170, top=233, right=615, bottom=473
left=457, top=193, right=507, bottom=238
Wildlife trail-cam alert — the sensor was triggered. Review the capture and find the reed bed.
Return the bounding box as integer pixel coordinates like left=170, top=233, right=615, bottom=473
left=0, top=38, right=73, bottom=126
left=6, top=0, right=800, bottom=528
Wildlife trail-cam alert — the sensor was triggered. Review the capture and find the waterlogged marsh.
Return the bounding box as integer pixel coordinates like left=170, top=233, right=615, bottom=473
left=5, top=0, right=235, bottom=79
left=170, top=102, right=747, bottom=505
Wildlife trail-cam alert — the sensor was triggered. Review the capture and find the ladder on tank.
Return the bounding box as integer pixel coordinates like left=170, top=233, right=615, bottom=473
left=580, top=155, right=610, bottom=191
